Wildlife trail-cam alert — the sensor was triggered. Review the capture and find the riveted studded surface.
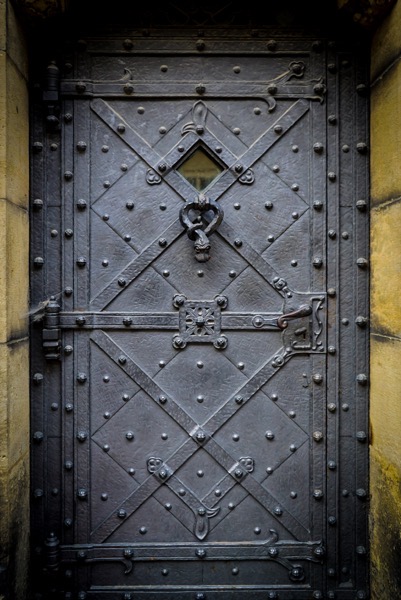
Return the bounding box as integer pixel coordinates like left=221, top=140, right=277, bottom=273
left=30, top=20, right=369, bottom=600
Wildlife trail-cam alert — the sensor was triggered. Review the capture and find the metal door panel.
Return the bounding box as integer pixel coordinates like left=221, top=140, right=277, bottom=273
left=30, top=27, right=369, bottom=600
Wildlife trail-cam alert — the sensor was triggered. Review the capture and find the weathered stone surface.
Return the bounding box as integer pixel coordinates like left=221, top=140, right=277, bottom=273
left=371, top=0, right=401, bottom=81
left=370, top=61, right=401, bottom=205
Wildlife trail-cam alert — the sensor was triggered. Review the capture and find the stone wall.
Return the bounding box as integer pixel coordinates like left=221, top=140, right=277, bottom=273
left=370, top=0, right=401, bottom=597
left=0, top=1, right=30, bottom=598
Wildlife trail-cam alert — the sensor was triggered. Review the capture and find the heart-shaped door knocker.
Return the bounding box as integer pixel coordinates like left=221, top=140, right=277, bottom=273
left=179, top=193, right=224, bottom=262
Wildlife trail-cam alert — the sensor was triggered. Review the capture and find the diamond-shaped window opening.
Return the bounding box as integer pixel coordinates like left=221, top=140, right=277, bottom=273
left=177, top=146, right=224, bottom=191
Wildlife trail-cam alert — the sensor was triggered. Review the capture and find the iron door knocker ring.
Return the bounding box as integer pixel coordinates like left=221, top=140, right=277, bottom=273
left=179, top=193, right=224, bottom=262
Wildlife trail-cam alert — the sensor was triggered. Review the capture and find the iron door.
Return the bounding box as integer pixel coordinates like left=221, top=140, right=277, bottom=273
left=30, top=29, right=369, bottom=600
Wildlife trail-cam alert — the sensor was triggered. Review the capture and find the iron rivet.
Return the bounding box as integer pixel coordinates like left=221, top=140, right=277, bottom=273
left=274, top=125, right=282, bottom=134
left=233, top=127, right=241, bottom=135
left=313, top=489, right=324, bottom=500
left=274, top=506, right=283, bottom=515
left=235, top=395, right=243, bottom=404
left=76, top=257, right=86, bottom=267
left=124, top=83, right=134, bottom=94
left=254, top=527, right=261, bottom=535
left=342, top=144, right=350, bottom=152
left=328, top=516, right=337, bottom=525
left=123, top=317, right=132, bottom=327
left=267, top=39, right=277, bottom=51
left=50, top=229, right=58, bottom=237
left=313, top=431, right=323, bottom=441
left=196, top=548, right=206, bottom=558
left=196, top=84, right=206, bottom=95
left=103, top=444, right=110, bottom=452
left=289, top=444, right=297, bottom=452
left=356, top=200, right=367, bottom=211
left=34, top=257, right=44, bottom=267
left=234, top=239, right=242, bottom=247
left=328, top=346, right=336, bottom=354
left=126, top=202, right=134, bottom=209
left=33, top=488, right=44, bottom=498
left=234, top=469, right=243, bottom=478
left=357, top=142, right=368, bottom=154
left=232, top=433, right=240, bottom=441
left=50, top=402, right=58, bottom=411
left=159, top=238, right=167, bottom=247
left=228, top=502, right=235, bottom=510
left=357, top=258, right=368, bottom=269
left=77, top=488, right=87, bottom=499
left=234, top=202, right=241, bottom=210
left=159, top=360, right=166, bottom=368
left=117, top=124, right=126, bottom=133
left=268, top=547, right=278, bottom=557
left=291, top=184, right=299, bottom=191
left=33, top=373, right=44, bottom=384
left=313, top=591, right=323, bottom=599
left=197, top=361, right=204, bottom=368
left=163, top=270, right=170, bottom=277
left=272, top=165, right=280, bottom=172
left=104, top=412, right=110, bottom=419
left=328, top=172, right=336, bottom=181
left=121, top=163, right=128, bottom=171
left=313, top=200, right=323, bottom=210
left=103, top=180, right=110, bottom=188
left=328, top=62, right=337, bottom=73
left=327, top=403, right=337, bottom=412
left=128, top=468, right=135, bottom=475
left=235, top=164, right=243, bottom=173
left=267, top=235, right=275, bottom=242
left=314, top=83, right=325, bottom=94
left=33, top=431, right=44, bottom=442
left=290, top=491, right=297, bottom=498
left=356, top=373, right=368, bottom=385
left=64, top=113, right=73, bottom=123
left=342, top=403, right=349, bottom=411
left=254, top=107, right=261, bottom=114
left=76, top=82, right=86, bottom=93
left=77, top=431, right=88, bottom=442
left=118, top=509, right=127, bottom=519
left=102, top=259, right=109, bottom=267
left=126, top=431, right=134, bottom=440
left=77, top=199, right=87, bottom=210
left=232, top=567, right=239, bottom=575
left=165, top=503, right=172, bottom=510
left=292, top=144, right=299, bottom=152
left=356, top=431, right=367, bottom=442
left=313, top=373, right=323, bottom=384
left=289, top=410, right=296, bottom=418
left=77, top=373, right=87, bottom=383
left=33, top=198, right=43, bottom=209
left=101, top=145, right=109, bottom=153
left=65, top=403, right=73, bottom=412
left=124, top=234, right=131, bottom=242
left=196, top=431, right=206, bottom=443
left=102, top=214, right=109, bottom=221
left=229, top=270, right=236, bottom=278
left=76, top=141, right=87, bottom=151
left=328, top=460, right=336, bottom=470
left=197, top=470, right=204, bottom=477
left=327, top=288, right=336, bottom=297
left=266, top=467, right=274, bottom=474
left=356, top=546, right=367, bottom=555
left=123, top=38, right=133, bottom=50
left=265, top=430, right=274, bottom=440
left=356, top=489, right=367, bottom=499
left=161, top=433, right=168, bottom=440
left=328, top=229, right=336, bottom=239
left=265, top=201, right=273, bottom=210
left=139, top=526, right=147, bottom=534
left=292, top=212, right=299, bottom=219
left=118, top=278, right=126, bottom=287
left=159, top=395, right=167, bottom=404
left=197, top=395, right=204, bottom=403
left=237, top=362, right=244, bottom=370
left=122, top=394, right=130, bottom=401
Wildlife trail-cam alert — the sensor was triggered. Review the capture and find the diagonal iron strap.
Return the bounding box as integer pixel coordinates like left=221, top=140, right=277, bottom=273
left=90, top=331, right=307, bottom=542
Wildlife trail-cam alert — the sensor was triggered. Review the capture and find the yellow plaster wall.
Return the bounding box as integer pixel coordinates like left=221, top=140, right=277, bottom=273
left=0, top=1, right=30, bottom=598
left=370, top=3, right=401, bottom=598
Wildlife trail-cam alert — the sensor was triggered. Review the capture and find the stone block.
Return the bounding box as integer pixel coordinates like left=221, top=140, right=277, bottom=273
left=370, top=335, right=401, bottom=470
left=371, top=0, right=401, bottom=83
left=0, top=53, right=29, bottom=208
left=371, top=200, right=401, bottom=337
left=371, top=61, right=401, bottom=205
left=0, top=200, right=29, bottom=343
left=6, top=0, right=28, bottom=79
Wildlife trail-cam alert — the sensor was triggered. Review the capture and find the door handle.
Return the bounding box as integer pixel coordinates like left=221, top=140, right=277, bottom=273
left=179, top=193, right=224, bottom=262
left=277, top=304, right=312, bottom=330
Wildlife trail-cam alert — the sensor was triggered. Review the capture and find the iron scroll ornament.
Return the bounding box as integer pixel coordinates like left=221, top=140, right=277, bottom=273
left=179, top=193, right=224, bottom=262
